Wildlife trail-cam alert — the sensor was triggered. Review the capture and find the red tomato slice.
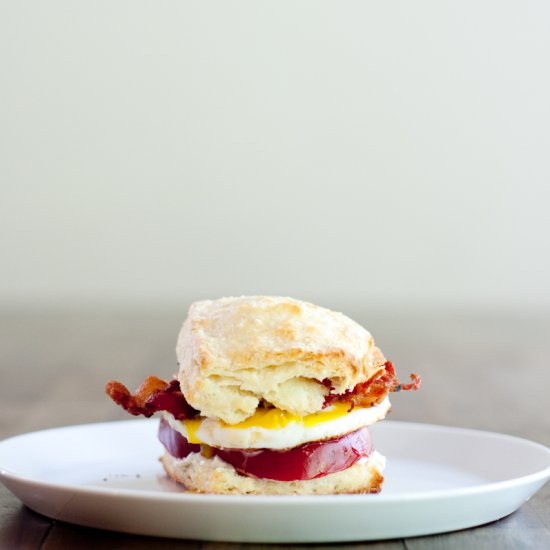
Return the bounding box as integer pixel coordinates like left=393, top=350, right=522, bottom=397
left=158, top=417, right=373, bottom=481
left=214, top=426, right=373, bottom=481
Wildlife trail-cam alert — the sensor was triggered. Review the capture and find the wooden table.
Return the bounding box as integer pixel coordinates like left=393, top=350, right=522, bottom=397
left=1, top=308, right=549, bottom=549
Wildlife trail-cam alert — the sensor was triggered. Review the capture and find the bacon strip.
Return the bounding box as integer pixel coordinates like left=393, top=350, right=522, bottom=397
left=324, top=361, right=421, bottom=408
left=105, top=376, right=198, bottom=420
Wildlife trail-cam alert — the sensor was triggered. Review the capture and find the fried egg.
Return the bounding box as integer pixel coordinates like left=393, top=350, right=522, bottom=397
left=163, top=396, right=391, bottom=449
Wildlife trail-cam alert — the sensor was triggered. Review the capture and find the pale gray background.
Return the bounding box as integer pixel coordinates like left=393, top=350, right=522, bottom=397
left=2, top=1, right=549, bottom=312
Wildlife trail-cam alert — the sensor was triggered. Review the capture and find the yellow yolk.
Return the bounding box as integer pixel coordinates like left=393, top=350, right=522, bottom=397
left=181, top=401, right=353, bottom=443
left=223, top=408, right=300, bottom=430
left=183, top=418, right=203, bottom=444
left=302, top=402, right=353, bottom=427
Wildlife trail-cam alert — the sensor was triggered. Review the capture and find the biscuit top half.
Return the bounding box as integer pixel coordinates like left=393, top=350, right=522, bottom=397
left=176, top=296, right=386, bottom=424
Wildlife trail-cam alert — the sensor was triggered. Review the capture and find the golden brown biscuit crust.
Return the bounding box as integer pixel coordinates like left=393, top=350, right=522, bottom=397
left=176, top=296, right=386, bottom=424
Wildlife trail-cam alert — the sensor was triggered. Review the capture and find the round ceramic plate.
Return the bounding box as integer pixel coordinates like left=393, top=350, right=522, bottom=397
left=1, top=419, right=549, bottom=542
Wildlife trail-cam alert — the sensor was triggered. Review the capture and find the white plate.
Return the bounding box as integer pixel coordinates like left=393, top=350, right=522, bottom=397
left=1, top=420, right=549, bottom=542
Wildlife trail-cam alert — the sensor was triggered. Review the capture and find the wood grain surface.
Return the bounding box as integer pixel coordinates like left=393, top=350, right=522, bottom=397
left=1, top=308, right=549, bottom=549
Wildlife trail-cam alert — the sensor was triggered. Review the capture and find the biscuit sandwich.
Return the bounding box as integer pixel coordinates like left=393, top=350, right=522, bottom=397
left=106, top=296, right=420, bottom=495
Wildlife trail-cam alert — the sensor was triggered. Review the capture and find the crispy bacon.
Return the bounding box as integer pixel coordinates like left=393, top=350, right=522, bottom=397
left=107, top=361, right=419, bottom=419
left=105, top=376, right=198, bottom=420
left=324, top=361, right=421, bottom=408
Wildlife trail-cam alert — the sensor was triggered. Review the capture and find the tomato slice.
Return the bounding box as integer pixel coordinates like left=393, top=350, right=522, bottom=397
left=158, top=417, right=373, bottom=481
left=214, top=427, right=373, bottom=481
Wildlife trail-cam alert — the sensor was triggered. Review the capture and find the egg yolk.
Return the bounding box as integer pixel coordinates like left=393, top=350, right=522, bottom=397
left=182, top=418, right=203, bottom=444
left=181, top=401, right=353, bottom=444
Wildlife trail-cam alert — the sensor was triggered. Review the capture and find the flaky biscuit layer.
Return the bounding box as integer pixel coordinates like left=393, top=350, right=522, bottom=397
left=176, top=296, right=386, bottom=424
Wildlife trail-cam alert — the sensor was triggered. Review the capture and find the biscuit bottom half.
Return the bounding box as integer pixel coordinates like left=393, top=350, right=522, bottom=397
left=160, top=449, right=386, bottom=495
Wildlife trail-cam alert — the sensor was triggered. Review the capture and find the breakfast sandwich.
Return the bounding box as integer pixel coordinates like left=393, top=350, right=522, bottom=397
left=106, top=296, right=420, bottom=494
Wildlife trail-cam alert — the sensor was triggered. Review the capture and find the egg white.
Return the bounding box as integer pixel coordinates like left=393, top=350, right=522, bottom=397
left=163, top=396, right=390, bottom=450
